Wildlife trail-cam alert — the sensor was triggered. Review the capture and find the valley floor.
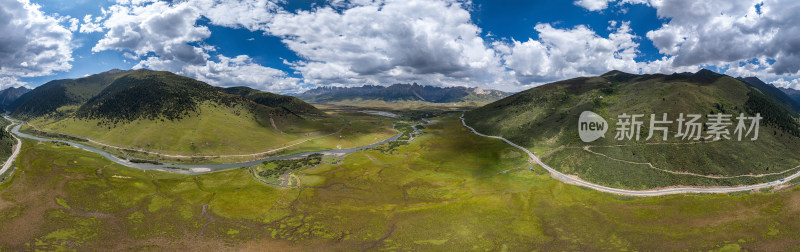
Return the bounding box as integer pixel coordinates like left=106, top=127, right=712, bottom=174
left=21, top=107, right=398, bottom=164
left=1, top=114, right=800, bottom=250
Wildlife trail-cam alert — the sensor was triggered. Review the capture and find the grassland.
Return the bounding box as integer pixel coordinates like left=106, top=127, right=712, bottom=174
left=22, top=105, right=397, bottom=164
left=29, top=102, right=318, bottom=154
left=280, top=110, right=399, bottom=152
left=2, top=114, right=800, bottom=250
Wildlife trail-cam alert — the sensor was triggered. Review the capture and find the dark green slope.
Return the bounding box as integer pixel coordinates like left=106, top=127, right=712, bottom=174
left=71, top=70, right=317, bottom=128
left=223, top=86, right=323, bottom=116
left=74, top=70, right=230, bottom=122
left=11, top=69, right=326, bottom=128
left=465, top=70, right=800, bottom=189
left=8, top=78, right=72, bottom=118
left=11, top=69, right=339, bottom=159
left=9, top=69, right=130, bottom=119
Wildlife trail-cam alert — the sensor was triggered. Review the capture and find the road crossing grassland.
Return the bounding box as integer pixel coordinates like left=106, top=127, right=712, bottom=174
left=462, top=74, right=800, bottom=191
left=0, top=117, right=21, bottom=179
left=460, top=113, right=800, bottom=196
left=4, top=114, right=800, bottom=250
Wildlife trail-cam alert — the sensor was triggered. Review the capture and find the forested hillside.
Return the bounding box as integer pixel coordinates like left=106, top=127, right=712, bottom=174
left=11, top=69, right=324, bottom=127
left=10, top=69, right=345, bottom=159
left=74, top=70, right=227, bottom=122
left=9, top=69, right=129, bottom=119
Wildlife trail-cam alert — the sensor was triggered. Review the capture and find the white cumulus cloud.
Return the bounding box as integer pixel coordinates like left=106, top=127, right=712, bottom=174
left=574, top=0, right=613, bottom=11
left=498, top=21, right=641, bottom=84
left=191, top=0, right=283, bottom=31
left=88, top=0, right=301, bottom=92
left=576, top=0, right=800, bottom=86
left=0, top=0, right=73, bottom=78
left=79, top=14, right=104, bottom=33
left=136, top=54, right=302, bottom=92
left=0, top=76, right=29, bottom=90
left=773, top=78, right=800, bottom=90
left=92, top=1, right=210, bottom=65
left=45, top=0, right=800, bottom=91
left=266, top=0, right=511, bottom=89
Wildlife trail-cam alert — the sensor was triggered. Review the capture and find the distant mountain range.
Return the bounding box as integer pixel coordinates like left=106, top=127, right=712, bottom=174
left=778, top=86, right=800, bottom=105
left=296, top=83, right=510, bottom=103
left=0, top=86, right=30, bottom=112
left=736, top=76, right=800, bottom=113
left=728, top=76, right=800, bottom=112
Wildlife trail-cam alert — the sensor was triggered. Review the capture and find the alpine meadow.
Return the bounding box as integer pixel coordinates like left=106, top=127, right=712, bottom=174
left=2, top=0, right=800, bottom=251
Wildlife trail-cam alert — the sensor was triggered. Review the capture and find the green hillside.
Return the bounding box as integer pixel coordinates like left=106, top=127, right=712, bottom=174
left=74, top=70, right=227, bottom=122
left=70, top=70, right=315, bottom=126
left=33, top=103, right=317, bottom=158
left=464, top=70, right=800, bottom=189
left=9, top=69, right=129, bottom=119
left=223, top=86, right=323, bottom=116
left=13, top=69, right=396, bottom=162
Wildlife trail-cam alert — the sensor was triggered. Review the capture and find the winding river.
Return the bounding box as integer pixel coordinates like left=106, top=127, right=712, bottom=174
left=7, top=112, right=433, bottom=175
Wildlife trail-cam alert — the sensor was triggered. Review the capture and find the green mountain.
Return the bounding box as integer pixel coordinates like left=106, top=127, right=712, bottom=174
left=13, top=69, right=321, bottom=124
left=12, top=69, right=346, bottom=159
left=298, top=83, right=509, bottom=104
left=73, top=70, right=230, bottom=123
left=71, top=70, right=317, bottom=126
left=465, top=70, right=800, bottom=189
left=9, top=69, right=129, bottom=119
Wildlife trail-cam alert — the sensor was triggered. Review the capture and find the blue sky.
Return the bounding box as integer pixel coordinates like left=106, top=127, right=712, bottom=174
left=4, top=0, right=800, bottom=92
left=472, top=1, right=664, bottom=61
